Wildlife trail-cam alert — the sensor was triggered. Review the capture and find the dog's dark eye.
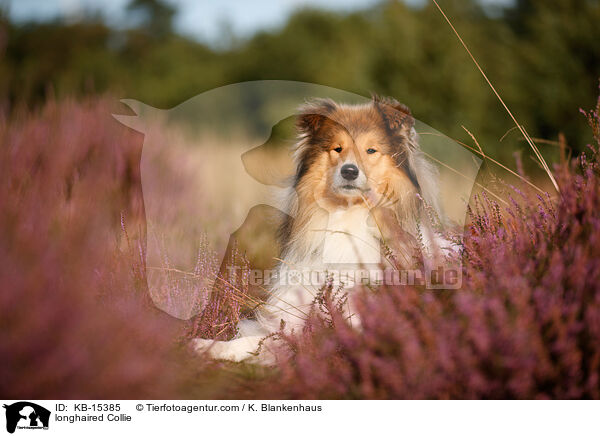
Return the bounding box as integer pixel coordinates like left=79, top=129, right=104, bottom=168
left=333, top=146, right=343, bottom=153
left=366, top=148, right=377, bottom=154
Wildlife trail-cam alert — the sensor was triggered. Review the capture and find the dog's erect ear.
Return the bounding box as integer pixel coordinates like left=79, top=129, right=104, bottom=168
left=373, top=95, right=415, bottom=136
left=296, top=99, right=337, bottom=137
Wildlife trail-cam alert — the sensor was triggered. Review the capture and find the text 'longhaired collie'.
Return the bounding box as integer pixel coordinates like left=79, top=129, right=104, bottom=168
left=192, top=96, right=453, bottom=364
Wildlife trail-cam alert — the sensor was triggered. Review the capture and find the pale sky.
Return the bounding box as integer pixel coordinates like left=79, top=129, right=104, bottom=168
left=6, top=0, right=513, bottom=45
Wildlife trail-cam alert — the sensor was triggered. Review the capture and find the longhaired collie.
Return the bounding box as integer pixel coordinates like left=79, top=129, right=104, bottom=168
left=192, top=96, right=449, bottom=363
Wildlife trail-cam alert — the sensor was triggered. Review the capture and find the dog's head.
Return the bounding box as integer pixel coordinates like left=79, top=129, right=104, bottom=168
left=293, top=96, right=437, bottom=217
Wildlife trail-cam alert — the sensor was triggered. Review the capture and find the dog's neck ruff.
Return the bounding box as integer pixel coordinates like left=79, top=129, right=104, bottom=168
left=281, top=204, right=382, bottom=283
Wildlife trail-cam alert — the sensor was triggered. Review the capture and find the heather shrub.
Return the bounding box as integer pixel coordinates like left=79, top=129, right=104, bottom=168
left=0, top=97, right=185, bottom=398
left=188, top=243, right=252, bottom=341
left=243, top=93, right=600, bottom=399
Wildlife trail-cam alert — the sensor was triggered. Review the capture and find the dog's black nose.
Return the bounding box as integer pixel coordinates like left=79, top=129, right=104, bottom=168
left=341, top=164, right=359, bottom=181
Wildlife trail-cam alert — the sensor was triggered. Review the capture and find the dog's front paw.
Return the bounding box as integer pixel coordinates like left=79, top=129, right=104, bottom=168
left=190, top=338, right=215, bottom=355
left=189, top=336, right=266, bottom=363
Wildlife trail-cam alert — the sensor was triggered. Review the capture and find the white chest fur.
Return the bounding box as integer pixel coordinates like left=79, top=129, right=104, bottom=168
left=258, top=205, right=382, bottom=332
left=321, top=206, right=381, bottom=265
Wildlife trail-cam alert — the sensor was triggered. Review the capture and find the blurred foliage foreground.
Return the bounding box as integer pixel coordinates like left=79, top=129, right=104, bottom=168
left=1, top=84, right=600, bottom=398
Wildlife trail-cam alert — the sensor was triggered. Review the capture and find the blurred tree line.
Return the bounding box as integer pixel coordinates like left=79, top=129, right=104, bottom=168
left=1, top=0, right=599, bottom=160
